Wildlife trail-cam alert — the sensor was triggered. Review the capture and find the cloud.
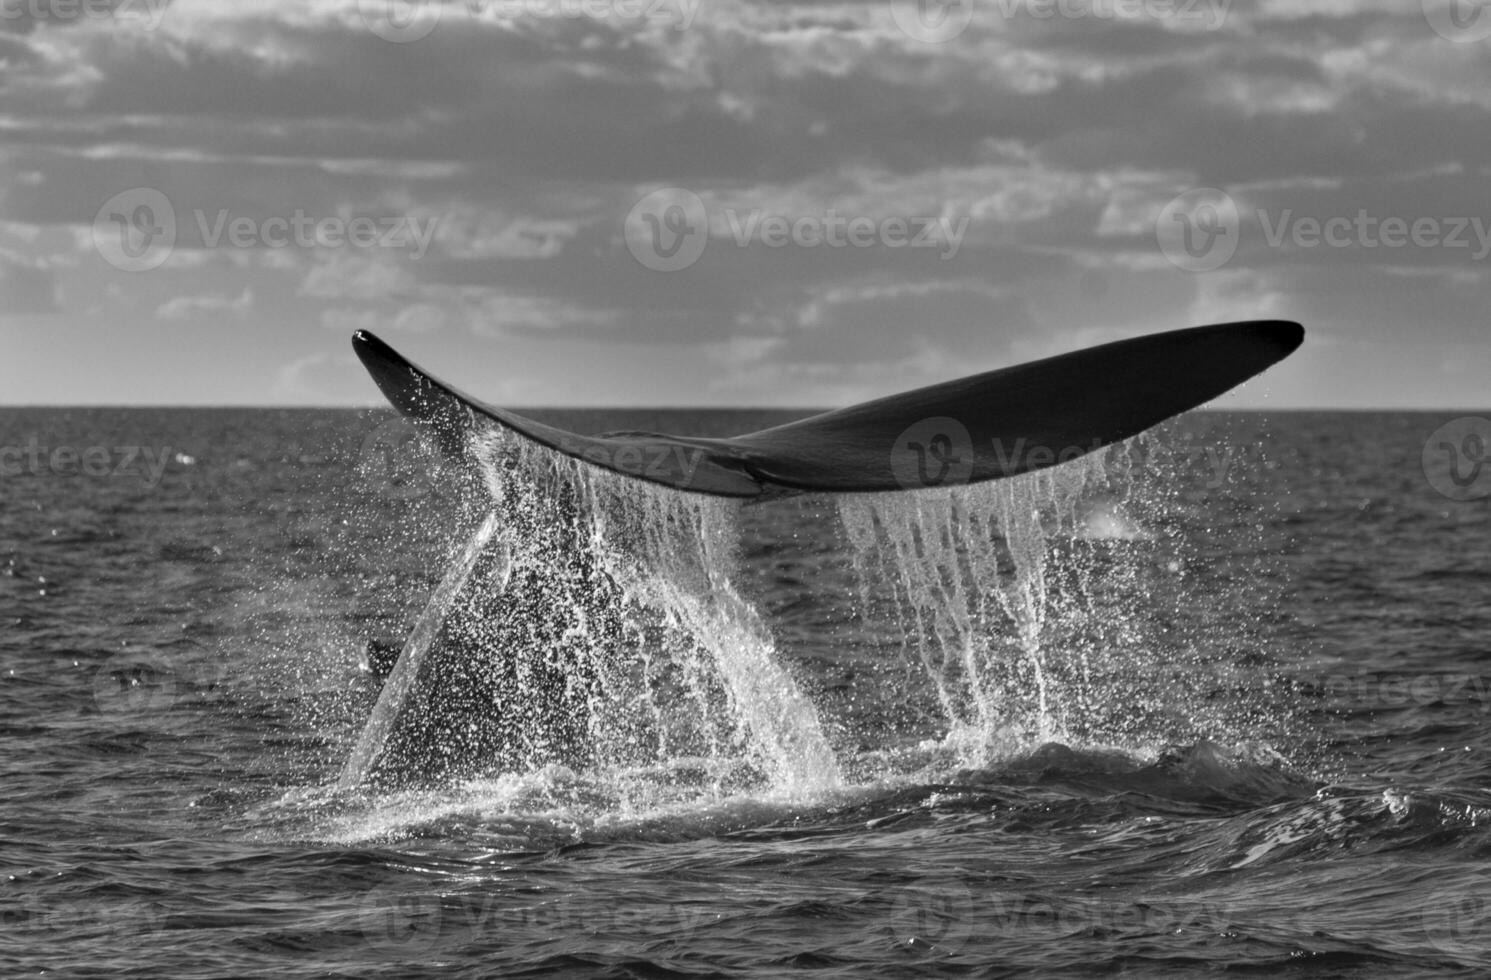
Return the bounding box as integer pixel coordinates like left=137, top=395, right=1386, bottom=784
left=0, top=0, right=1487, bottom=405
left=321, top=306, right=382, bottom=334
left=155, top=285, right=254, bottom=320
left=273, top=349, right=368, bottom=402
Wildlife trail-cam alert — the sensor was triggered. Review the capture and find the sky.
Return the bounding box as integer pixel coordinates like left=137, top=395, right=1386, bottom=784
left=0, top=0, right=1488, bottom=408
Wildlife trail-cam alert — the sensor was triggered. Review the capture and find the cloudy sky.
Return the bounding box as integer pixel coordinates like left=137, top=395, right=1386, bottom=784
left=1, top=0, right=1487, bottom=407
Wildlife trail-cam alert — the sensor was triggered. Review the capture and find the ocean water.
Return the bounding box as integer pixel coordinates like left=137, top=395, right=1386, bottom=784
left=3, top=407, right=1489, bottom=979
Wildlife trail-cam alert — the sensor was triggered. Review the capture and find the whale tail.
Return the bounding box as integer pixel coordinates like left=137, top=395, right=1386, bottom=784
left=352, top=320, right=1302, bottom=499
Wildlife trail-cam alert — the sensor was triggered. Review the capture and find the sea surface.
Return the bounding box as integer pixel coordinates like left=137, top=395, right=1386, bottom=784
left=3, top=407, right=1490, bottom=979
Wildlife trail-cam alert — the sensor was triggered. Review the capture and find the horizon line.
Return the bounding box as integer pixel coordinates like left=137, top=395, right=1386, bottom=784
left=0, top=404, right=1486, bottom=414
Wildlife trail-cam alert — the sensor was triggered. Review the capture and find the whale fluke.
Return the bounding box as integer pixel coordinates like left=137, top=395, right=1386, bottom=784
left=352, top=320, right=1302, bottom=498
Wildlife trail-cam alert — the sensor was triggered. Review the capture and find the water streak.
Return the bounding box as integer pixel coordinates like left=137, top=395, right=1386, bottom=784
left=343, top=426, right=839, bottom=797
left=838, top=449, right=1177, bottom=763
left=338, top=510, right=504, bottom=789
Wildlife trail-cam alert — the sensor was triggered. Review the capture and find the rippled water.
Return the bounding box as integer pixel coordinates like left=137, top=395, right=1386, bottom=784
left=3, top=407, right=1489, bottom=978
